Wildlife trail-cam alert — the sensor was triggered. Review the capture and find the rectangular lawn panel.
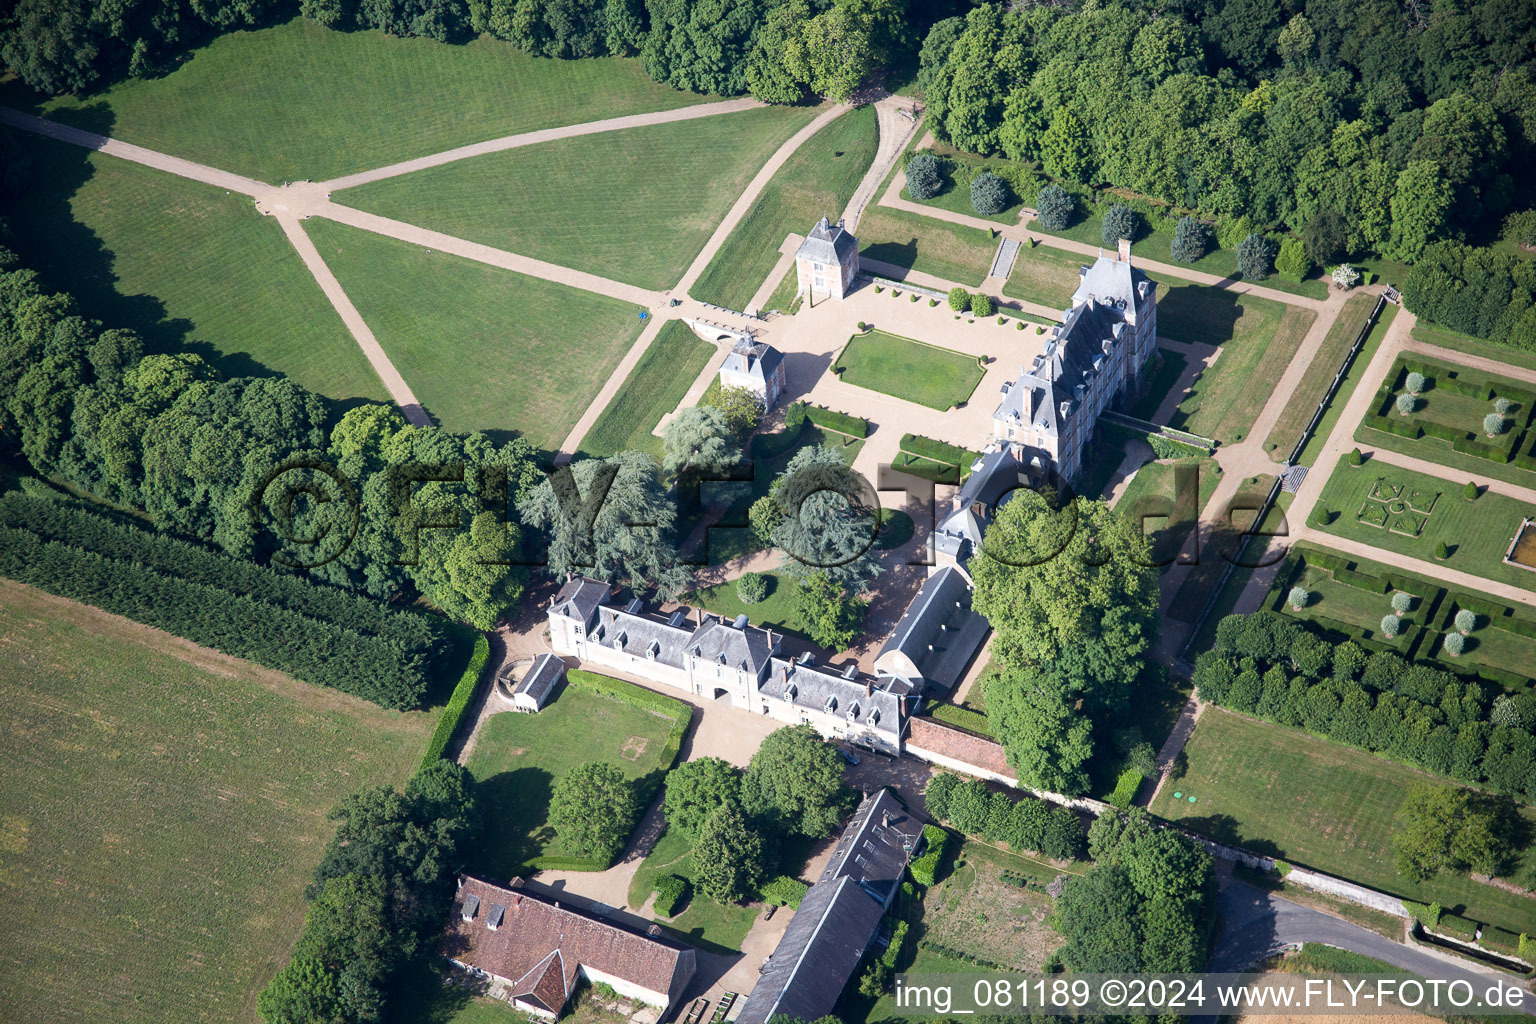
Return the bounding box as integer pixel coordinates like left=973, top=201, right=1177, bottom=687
left=0, top=581, right=435, bottom=1024
left=0, top=18, right=712, bottom=183
left=4, top=138, right=386, bottom=405
left=1263, top=292, right=1378, bottom=459
left=857, top=204, right=997, bottom=285
left=1151, top=707, right=1536, bottom=935
left=578, top=321, right=716, bottom=459
left=1162, top=283, right=1316, bottom=443
left=304, top=219, right=645, bottom=451
left=691, top=105, right=878, bottom=310
left=1001, top=241, right=1084, bottom=309
left=463, top=675, right=683, bottom=878
left=1314, top=461, right=1536, bottom=591
left=1292, top=303, right=1398, bottom=468
left=336, top=105, right=820, bottom=291
left=833, top=330, right=984, bottom=410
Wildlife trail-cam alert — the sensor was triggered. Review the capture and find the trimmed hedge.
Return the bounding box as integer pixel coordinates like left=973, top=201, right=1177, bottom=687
left=419, top=634, right=491, bottom=768
left=926, top=700, right=993, bottom=738
left=653, top=874, right=689, bottom=917
left=909, top=824, right=951, bottom=886
left=1434, top=912, right=1477, bottom=940
left=880, top=918, right=910, bottom=969
left=1105, top=767, right=1143, bottom=809
left=788, top=401, right=869, bottom=438
left=0, top=524, right=437, bottom=708
left=760, top=874, right=809, bottom=909
left=1478, top=925, right=1522, bottom=956
left=900, top=433, right=975, bottom=467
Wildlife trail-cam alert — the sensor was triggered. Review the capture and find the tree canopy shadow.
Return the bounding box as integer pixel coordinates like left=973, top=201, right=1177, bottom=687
left=1160, top=284, right=1244, bottom=347
left=471, top=766, right=554, bottom=880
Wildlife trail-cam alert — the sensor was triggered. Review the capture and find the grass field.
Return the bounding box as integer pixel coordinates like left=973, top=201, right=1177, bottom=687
left=1162, top=284, right=1316, bottom=443
left=305, top=219, right=645, bottom=450
left=578, top=321, right=716, bottom=460
left=1152, top=707, right=1536, bottom=935
left=1411, top=323, right=1536, bottom=374
left=1292, top=303, right=1398, bottom=468
left=833, top=330, right=984, bottom=410
left=691, top=106, right=878, bottom=310
left=3, top=138, right=386, bottom=405
left=1263, top=292, right=1378, bottom=459
left=463, top=678, right=684, bottom=878
left=1166, top=473, right=1279, bottom=626
left=0, top=580, right=435, bottom=1024
left=688, top=570, right=814, bottom=640
left=1131, top=347, right=1190, bottom=420
left=1313, top=462, right=1536, bottom=591
left=0, top=18, right=712, bottom=183
left=900, top=143, right=1027, bottom=226
left=1114, top=457, right=1222, bottom=568
left=858, top=204, right=996, bottom=285
left=338, top=105, right=819, bottom=290
left=1000, top=241, right=1084, bottom=309
left=624, top=825, right=761, bottom=954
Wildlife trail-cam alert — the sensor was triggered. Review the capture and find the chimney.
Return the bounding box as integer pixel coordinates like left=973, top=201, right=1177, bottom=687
left=1117, top=237, right=1131, bottom=263
left=865, top=679, right=873, bottom=697
left=881, top=812, right=890, bottom=828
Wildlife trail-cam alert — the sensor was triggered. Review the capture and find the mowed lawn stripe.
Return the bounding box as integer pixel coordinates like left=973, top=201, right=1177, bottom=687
left=0, top=18, right=713, bottom=183
left=833, top=330, right=984, bottom=410
left=1263, top=291, right=1378, bottom=458
left=304, top=219, right=646, bottom=451
left=1151, top=706, right=1536, bottom=935
left=858, top=204, right=997, bottom=287
left=4, top=138, right=387, bottom=405
left=0, top=580, right=435, bottom=1024
left=336, top=105, right=822, bottom=291
left=690, top=105, right=878, bottom=310
left=578, top=320, right=715, bottom=459
left=1161, top=283, right=1316, bottom=443
left=1002, top=242, right=1085, bottom=309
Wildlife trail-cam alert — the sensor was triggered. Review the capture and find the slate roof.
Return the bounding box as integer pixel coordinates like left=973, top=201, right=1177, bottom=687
left=688, top=613, right=777, bottom=676
left=765, top=653, right=904, bottom=736
left=721, top=339, right=783, bottom=383
left=795, top=216, right=858, bottom=265
left=549, top=577, right=609, bottom=625
left=934, top=445, right=1040, bottom=561
left=512, top=653, right=565, bottom=707
left=736, top=792, right=922, bottom=1024
left=993, top=302, right=1127, bottom=439
left=446, top=876, right=694, bottom=1010
left=873, top=566, right=990, bottom=692
left=1073, top=248, right=1154, bottom=311
left=591, top=604, right=694, bottom=670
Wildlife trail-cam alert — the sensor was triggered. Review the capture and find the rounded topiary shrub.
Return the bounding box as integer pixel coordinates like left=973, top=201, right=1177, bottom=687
left=1495, top=397, right=1516, bottom=415
left=1348, top=447, right=1364, bottom=466
left=971, top=293, right=995, bottom=317
left=1396, top=394, right=1417, bottom=415
left=1016, top=321, right=1025, bottom=331
left=1034, top=185, right=1074, bottom=231
left=906, top=153, right=943, bottom=201
left=970, top=172, right=1009, bottom=215
left=1391, top=591, right=1413, bottom=615
left=1444, top=632, right=1465, bottom=656
left=1170, top=215, right=1210, bottom=263
left=857, top=321, right=867, bottom=332
left=1101, top=204, right=1139, bottom=247
left=1380, top=614, right=1401, bottom=638
left=1289, top=586, right=1310, bottom=610
left=1405, top=371, right=1427, bottom=395
left=1454, top=608, right=1477, bottom=634
left=1484, top=412, right=1508, bottom=436
left=736, top=572, right=768, bottom=605
left=1434, top=540, right=1450, bottom=559
left=948, top=287, right=971, bottom=312
left=1464, top=481, right=1479, bottom=500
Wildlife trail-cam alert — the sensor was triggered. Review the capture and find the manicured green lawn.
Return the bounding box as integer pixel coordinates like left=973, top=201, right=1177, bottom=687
left=1314, top=462, right=1536, bottom=591
left=832, top=330, right=984, bottom=410
left=337, top=105, right=819, bottom=290
left=857, top=204, right=996, bottom=285
left=3, top=138, right=386, bottom=405
left=0, top=581, right=436, bottom=1024
left=1166, top=473, right=1279, bottom=625
left=1162, top=284, right=1317, bottom=443
left=691, top=105, right=878, bottom=310
left=1412, top=322, right=1536, bottom=374
left=304, top=219, right=646, bottom=450
left=1001, top=241, right=1084, bottom=309
left=578, top=321, right=716, bottom=460
left=624, top=825, right=761, bottom=955
left=0, top=18, right=711, bottom=183
left=687, top=570, right=812, bottom=640
left=1130, top=347, right=1189, bottom=420
left=1263, top=292, right=1378, bottom=459
left=463, top=675, right=685, bottom=878
left=1114, top=457, right=1222, bottom=567
left=1151, top=707, right=1536, bottom=935
left=900, top=143, right=1027, bottom=226
left=1292, top=303, right=1398, bottom=468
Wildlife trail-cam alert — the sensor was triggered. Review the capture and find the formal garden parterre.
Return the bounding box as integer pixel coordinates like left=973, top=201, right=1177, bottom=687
left=832, top=329, right=986, bottom=411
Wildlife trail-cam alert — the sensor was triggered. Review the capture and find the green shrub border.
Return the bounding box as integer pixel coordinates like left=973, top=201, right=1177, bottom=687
left=419, top=633, right=491, bottom=768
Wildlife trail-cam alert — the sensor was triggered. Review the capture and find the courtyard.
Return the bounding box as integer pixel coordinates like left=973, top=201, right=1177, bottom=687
left=833, top=329, right=985, bottom=410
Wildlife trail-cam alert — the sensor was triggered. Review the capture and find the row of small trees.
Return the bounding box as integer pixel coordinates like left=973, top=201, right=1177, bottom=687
left=922, top=773, right=1085, bottom=862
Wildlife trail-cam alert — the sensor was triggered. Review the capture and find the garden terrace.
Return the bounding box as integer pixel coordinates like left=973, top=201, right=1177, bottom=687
left=1268, top=542, right=1536, bottom=695
left=1356, top=354, right=1536, bottom=490
left=1312, top=462, right=1536, bottom=592
left=1164, top=473, right=1281, bottom=627
left=335, top=104, right=822, bottom=290
left=463, top=670, right=689, bottom=876
left=1160, top=284, right=1317, bottom=444
left=305, top=219, right=646, bottom=450
left=1113, top=457, right=1223, bottom=570
left=832, top=330, right=985, bottom=411
left=0, top=581, right=437, bottom=1024
left=1151, top=707, right=1536, bottom=937
left=0, top=18, right=714, bottom=183
left=1290, top=302, right=1400, bottom=468
left=899, top=144, right=1029, bottom=226
left=1001, top=241, right=1085, bottom=309
left=624, top=824, right=762, bottom=955
left=856, top=204, right=997, bottom=285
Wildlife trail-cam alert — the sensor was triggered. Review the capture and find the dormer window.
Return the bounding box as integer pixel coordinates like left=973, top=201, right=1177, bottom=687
left=785, top=682, right=797, bottom=700
left=869, top=708, right=881, bottom=725
left=647, top=640, right=660, bottom=659
left=825, top=696, right=837, bottom=713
